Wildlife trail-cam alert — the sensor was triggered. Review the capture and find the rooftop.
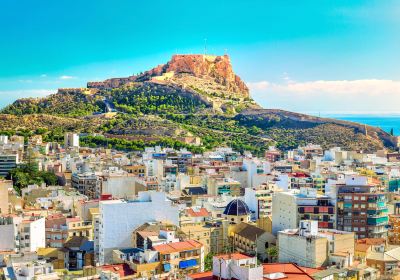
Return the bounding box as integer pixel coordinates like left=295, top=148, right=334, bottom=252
left=153, top=240, right=202, bottom=254
left=263, top=263, right=315, bottom=280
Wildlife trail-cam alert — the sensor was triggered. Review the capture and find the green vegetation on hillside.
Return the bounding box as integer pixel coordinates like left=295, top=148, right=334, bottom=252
left=80, top=135, right=204, bottom=154
left=1, top=92, right=105, bottom=117
left=110, top=83, right=209, bottom=114
left=0, top=77, right=392, bottom=154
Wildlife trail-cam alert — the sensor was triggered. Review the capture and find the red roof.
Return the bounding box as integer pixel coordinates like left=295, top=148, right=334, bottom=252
left=263, top=263, right=314, bottom=280
left=357, top=238, right=386, bottom=246
left=187, top=271, right=213, bottom=280
left=289, top=172, right=309, bottom=178
left=153, top=240, right=203, bottom=254
left=186, top=207, right=211, bottom=217
left=66, top=217, right=81, bottom=223
left=99, top=264, right=135, bottom=277
left=215, top=253, right=253, bottom=261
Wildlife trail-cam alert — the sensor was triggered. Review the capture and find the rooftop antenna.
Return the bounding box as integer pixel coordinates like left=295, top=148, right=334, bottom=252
left=204, top=38, right=207, bottom=55
left=224, top=48, right=228, bottom=55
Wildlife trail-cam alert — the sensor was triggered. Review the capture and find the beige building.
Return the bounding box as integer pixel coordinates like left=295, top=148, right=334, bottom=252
left=278, top=220, right=355, bottom=268
left=0, top=180, right=11, bottom=214
left=229, top=222, right=276, bottom=261
left=180, top=223, right=225, bottom=255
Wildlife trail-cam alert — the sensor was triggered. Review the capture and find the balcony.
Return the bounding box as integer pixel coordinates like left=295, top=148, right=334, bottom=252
left=179, top=259, right=198, bottom=269
left=367, top=216, right=389, bottom=226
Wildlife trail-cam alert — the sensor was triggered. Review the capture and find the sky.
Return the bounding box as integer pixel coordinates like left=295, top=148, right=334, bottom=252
left=1, top=0, right=400, bottom=114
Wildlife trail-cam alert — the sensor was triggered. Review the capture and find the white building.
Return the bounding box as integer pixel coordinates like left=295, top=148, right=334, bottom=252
left=64, top=133, right=79, bottom=148
left=272, top=187, right=336, bottom=235
left=100, top=167, right=137, bottom=198
left=245, top=183, right=282, bottom=219
left=98, top=191, right=180, bottom=264
left=0, top=215, right=22, bottom=251
left=212, top=253, right=263, bottom=280
left=19, top=217, right=46, bottom=253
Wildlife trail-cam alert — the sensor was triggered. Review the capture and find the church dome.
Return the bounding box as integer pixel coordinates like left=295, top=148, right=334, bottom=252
left=223, top=199, right=250, bottom=216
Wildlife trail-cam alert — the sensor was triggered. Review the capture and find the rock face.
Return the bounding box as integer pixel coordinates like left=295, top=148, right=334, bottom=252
left=87, top=54, right=249, bottom=99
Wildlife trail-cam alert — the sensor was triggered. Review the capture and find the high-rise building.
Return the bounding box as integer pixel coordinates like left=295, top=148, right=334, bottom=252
left=0, top=154, right=18, bottom=177
left=272, top=187, right=336, bottom=235
left=336, top=175, right=388, bottom=239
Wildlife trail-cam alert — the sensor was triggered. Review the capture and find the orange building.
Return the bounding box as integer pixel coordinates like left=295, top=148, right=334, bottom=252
left=389, top=214, right=400, bottom=244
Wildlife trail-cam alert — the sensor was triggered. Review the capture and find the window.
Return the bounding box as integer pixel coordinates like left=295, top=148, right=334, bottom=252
left=361, top=196, right=366, bottom=200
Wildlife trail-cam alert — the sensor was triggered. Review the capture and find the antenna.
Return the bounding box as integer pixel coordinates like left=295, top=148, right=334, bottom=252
left=204, top=38, right=207, bottom=55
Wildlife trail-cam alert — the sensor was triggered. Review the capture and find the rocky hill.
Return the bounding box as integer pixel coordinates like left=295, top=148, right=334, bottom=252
left=1, top=54, right=398, bottom=154
left=88, top=54, right=249, bottom=98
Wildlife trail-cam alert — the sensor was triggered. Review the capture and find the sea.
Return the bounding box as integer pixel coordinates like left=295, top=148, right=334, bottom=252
left=319, top=114, right=400, bottom=136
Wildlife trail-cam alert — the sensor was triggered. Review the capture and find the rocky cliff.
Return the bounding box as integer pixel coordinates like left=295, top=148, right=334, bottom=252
left=87, top=54, right=249, bottom=99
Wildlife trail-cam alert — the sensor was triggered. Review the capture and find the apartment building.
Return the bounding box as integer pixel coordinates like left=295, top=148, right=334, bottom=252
left=278, top=220, right=355, bottom=268
left=153, top=240, right=204, bottom=275
left=336, top=175, right=388, bottom=238
left=97, top=191, right=180, bottom=264
left=71, top=172, right=101, bottom=199
left=245, top=182, right=282, bottom=219
left=272, top=187, right=335, bottom=235
left=0, top=180, right=11, bottom=214
left=19, top=216, right=46, bottom=253
left=0, top=154, right=18, bottom=177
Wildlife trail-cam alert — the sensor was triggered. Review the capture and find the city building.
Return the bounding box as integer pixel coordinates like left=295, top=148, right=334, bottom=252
left=0, top=154, right=18, bottom=177
left=272, top=187, right=335, bottom=235
left=245, top=182, right=282, bottom=219
left=153, top=240, right=204, bottom=275
left=336, top=175, right=388, bottom=238
left=0, top=180, right=11, bottom=214
left=71, top=172, right=101, bottom=199
left=64, top=133, right=79, bottom=149
left=97, top=191, right=180, bottom=264
left=223, top=199, right=251, bottom=224
left=278, top=220, right=355, bottom=268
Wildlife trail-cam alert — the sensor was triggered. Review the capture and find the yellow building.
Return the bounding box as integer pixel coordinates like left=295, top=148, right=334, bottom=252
left=153, top=240, right=204, bottom=276
left=180, top=223, right=225, bottom=255
left=123, top=164, right=146, bottom=177
left=66, top=217, right=93, bottom=239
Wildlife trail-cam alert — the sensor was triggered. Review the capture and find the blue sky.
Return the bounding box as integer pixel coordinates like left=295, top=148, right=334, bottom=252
left=1, top=0, right=400, bottom=113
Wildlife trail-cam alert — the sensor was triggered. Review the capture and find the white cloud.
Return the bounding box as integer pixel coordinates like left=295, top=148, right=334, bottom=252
left=59, top=75, right=76, bottom=80
left=247, top=81, right=270, bottom=90
left=40, top=74, right=47, bottom=78
left=248, top=79, right=400, bottom=112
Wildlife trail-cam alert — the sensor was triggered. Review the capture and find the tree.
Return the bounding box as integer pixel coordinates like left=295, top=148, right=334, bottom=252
left=266, top=246, right=278, bottom=263
left=390, top=128, right=394, bottom=136
left=204, top=252, right=214, bottom=271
